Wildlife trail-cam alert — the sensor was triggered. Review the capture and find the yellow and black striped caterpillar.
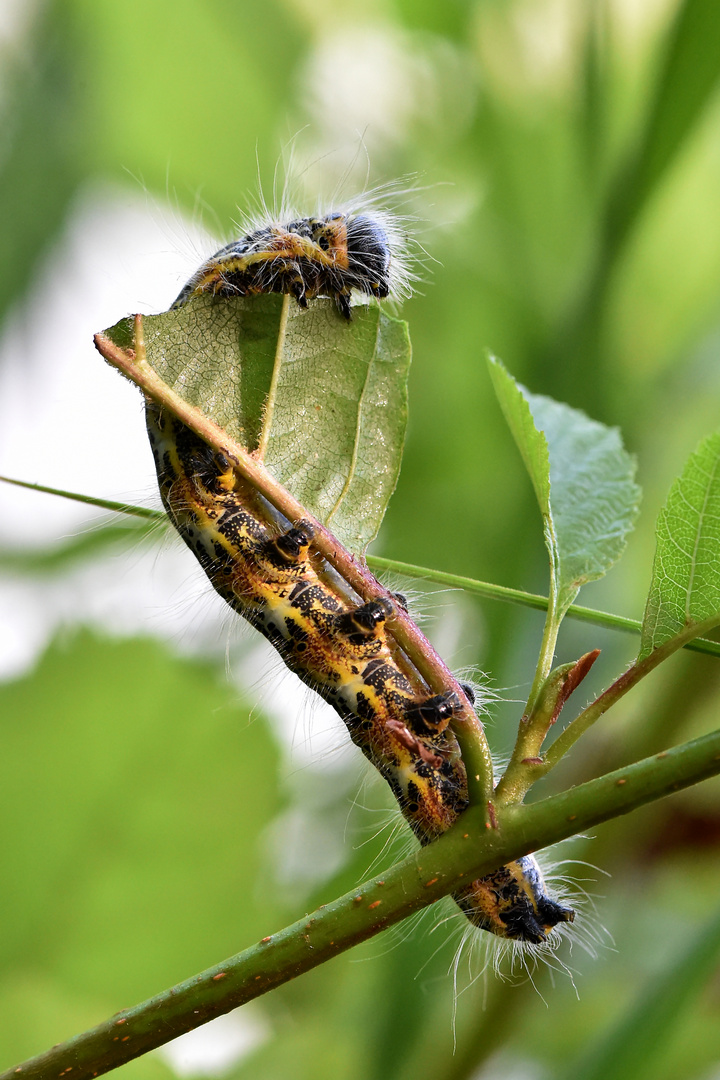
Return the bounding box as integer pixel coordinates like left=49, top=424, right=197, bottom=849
left=172, top=208, right=412, bottom=320
left=146, top=402, right=575, bottom=944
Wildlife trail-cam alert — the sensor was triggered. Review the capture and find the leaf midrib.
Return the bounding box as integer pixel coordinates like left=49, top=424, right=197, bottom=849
left=685, top=453, right=720, bottom=625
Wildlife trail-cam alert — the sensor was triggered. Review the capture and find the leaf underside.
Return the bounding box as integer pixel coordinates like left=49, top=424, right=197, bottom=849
left=488, top=356, right=641, bottom=615
left=488, top=357, right=551, bottom=514
left=105, top=294, right=412, bottom=552
left=527, top=391, right=641, bottom=608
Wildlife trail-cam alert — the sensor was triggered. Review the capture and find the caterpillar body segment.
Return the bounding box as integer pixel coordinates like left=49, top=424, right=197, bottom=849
left=172, top=211, right=405, bottom=320
left=146, top=402, right=575, bottom=943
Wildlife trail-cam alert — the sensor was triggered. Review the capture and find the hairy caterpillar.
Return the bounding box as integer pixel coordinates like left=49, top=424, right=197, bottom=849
left=171, top=206, right=412, bottom=320
left=146, top=404, right=575, bottom=944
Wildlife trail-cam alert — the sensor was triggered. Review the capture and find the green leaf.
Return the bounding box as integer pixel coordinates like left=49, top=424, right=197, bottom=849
left=107, top=295, right=286, bottom=451
left=0, top=631, right=284, bottom=1068
left=487, top=356, right=550, bottom=515
left=488, top=356, right=640, bottom=618
left=640, top=430, right=720, bottom=660
left=105, top=294, right=411, bottom=551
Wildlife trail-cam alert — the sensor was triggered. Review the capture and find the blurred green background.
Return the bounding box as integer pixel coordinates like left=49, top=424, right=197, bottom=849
left=3, top=0, right=720, bottom=1077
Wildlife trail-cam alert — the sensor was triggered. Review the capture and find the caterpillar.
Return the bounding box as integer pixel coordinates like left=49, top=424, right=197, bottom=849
left=146, top=402, right=575, bottom=945
left=171, top=206, right=412, bottom=320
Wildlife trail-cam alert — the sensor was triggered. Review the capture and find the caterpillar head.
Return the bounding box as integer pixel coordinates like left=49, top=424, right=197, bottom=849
left=455, top=855, right=575, bottom=943
left=344, top=214, right=393, bottom=298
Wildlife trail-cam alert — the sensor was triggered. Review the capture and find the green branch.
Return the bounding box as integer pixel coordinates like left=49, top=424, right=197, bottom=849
left=495, top=650, right=601, bottom=803
left=3, top=475, right=720, bottom=659
left=5, top=726, right=720, bottom=1080
left=366, top=555, right=720, bottom=659
left=0, top=474, right=161, bottom=520
left=544, top=612, right=720, bottom=771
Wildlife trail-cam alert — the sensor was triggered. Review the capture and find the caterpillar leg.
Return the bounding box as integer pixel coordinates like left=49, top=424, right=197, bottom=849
left=287, top=273, right=309, bottom=309
left=263, top=522, right=315, bottom=566
left=404, top=691, right=463, bottom=736
left=334, top=598, right=395, bottom=644
left=334, top=290, right=352, bottom=320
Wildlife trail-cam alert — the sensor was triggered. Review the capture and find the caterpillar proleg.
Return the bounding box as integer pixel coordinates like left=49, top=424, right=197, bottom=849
left=146, top=403, right=575, bottom=945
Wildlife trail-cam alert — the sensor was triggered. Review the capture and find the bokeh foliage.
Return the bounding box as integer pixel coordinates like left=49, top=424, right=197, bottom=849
left=3, top=1, right=720, bottom=1078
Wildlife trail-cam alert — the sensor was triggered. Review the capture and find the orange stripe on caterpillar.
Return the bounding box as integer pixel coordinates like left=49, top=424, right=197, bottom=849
left=147, top=402, right=574, bottom=943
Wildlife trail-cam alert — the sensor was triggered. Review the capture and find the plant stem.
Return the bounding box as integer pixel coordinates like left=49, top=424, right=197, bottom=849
left=524, top=592, right=562, bottom=716
left=4, top=475, right=720, bottom=662
left=496, top=651, right=600, bottom=803
left=543, top=611, right=720, bottom=772
left=0, top=475, right=161, bottom=520
left=369, top=557, right=720, bottom=659
left=255, top=294, right=290, bottom=461
left=494, top=538, right=571, bottom=801
left=94, top=319, right=495, bottom=806
left=498, top=616, right=720, bottom=803
left=6, top=725, right=720, bottom=1080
